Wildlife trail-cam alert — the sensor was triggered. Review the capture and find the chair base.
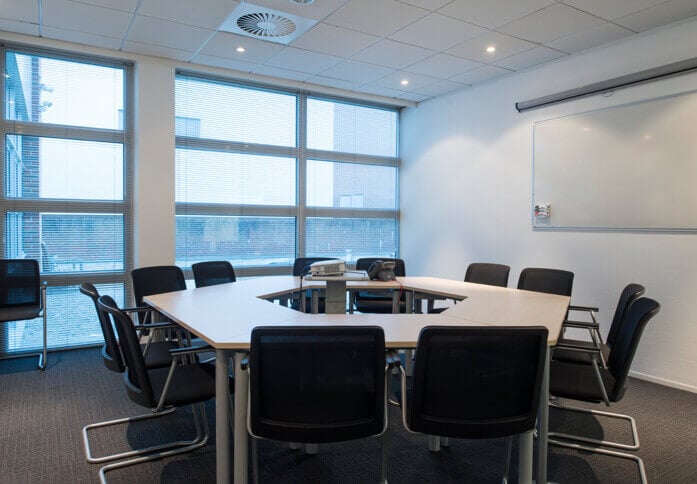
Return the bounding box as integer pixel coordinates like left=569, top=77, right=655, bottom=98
left=97, top=403, right=209, bottom=483
left=549, top=401, right=646, bottom=484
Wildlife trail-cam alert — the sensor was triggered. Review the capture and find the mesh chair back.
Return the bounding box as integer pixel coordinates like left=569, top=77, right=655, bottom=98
left=0, top=259, right=41, bottom=319
left=249, top=326, right=386, bottom=443
left=606, top=283, right=645, bottom=349
left=191, top=261, right=236, bottom=288
left=80, top=283, right=124, bottom=372
left=355, top=258, right=406, bottom=277
left=606, top=297, right=660, bottom=401
left=409, top=326, right=548, bottom=439
left=465, top=263, right=510, bottom=287
left=517, top=267, right=574, bottom=296
left=292, top=257, right=335, bottom=276
left=98, top=295, right=156, bottom=408
left=131, top=266, right=186, bottom=306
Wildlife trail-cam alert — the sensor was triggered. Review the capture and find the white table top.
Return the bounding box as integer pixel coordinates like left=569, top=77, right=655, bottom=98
left=144, top=275, right=569, bottom=349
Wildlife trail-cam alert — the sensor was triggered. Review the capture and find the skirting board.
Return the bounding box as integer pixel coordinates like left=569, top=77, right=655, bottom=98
left=630, top=370, right=697, bottom=394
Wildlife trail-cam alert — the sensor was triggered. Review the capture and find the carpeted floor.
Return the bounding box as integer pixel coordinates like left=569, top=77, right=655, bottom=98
left=1, top=347, right=696, bottom=483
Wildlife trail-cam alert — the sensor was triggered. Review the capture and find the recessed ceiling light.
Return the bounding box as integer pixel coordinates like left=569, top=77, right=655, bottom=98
left=400, top=79, right=409, bottom=86
left=486, top=45, right=496, bottom=53
left=236, top=46, right=246, bottom=53
left=289, top=0, right=314, bottom=4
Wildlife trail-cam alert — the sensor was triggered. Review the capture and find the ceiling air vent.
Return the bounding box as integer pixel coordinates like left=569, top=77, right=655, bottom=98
left=219, top=3, right=316, bottom=45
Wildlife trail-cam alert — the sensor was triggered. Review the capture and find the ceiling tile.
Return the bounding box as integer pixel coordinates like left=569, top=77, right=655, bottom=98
left=352, top=39, right=434, bottom=69
left=0, top=0, right=39, bottom=23
left=290, top=23, right=380, bottom=58
left=137, top=0, right=239, bottom=29
left=307, top=75, right=361, bottom=91
left=264, top=47, right=342, bottom=74
left=246, top=0, right=352, bottom=21
left=324, top=0, right=428, bottom=36
left=494, top=45, right=565, bottom=71
left=404, top=53, right=483, bottom=78
left=413, top=79, right=467, bottom=96
left=121, top=40, right=194, bottom=61
left=321, top=59, right=395, bottom=84
left=0, top=19, right=39, bottom=36
left=497, top=3, right=605, bottom=43
left=127, top=15, right=214, bottom=52
left=449, top=64, right=512, bottom=84
left=399, top=0, right=453, bottom=10
left=201, top=32, right=284, bottom=63
left=376, top=71, right=440, bottom=91
left=190, top=53, right=258, bottom=73
left=614, top=0, right=697, bottom=32
left=252, top=65, right=314, bottom=82
left=546, top=22, right=633, bottom=53
left=561, top=0, right=668, bottom=21
left=446, top=31, right=536, bottom=63
left=359, top=84, right=407, bottom=98
left=71, top=0, right=140, bottom=12
left=41, top=26, right=122, bottom=50
left=389, top=13, right=487, bottom=50
left=42, top=0, right=133, bottom=38
left=438, top=0, right=555, bottom=30
left=396, top=91, right=431, bottom=102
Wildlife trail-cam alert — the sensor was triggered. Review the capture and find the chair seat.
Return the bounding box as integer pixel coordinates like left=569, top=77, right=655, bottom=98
left=553, top=339, right=610, bottom=365
left=148, top=362, right=231, bottom=407
left=142, top=341, right=180, bottom=369
left=550, top=360, right=616, bottom=403
left=0, top=304, right=41, bottom=323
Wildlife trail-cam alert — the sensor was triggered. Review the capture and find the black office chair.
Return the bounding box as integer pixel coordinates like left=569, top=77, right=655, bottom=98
left=290, top=257, right=334, bottom=313
left=428, top=262, right=510, bottom=313
left=517, top=267, right=574, bottom=296
left=0, top=259, right=47, bottom=370
left=353, top=258, right=406, bottom=313
left=244, top=326, right=392, bottom=484
left=191, top=260, right=236, bottom=288
left=549, top=297, right=660, bottom=484
left=396, top=326, right=548, bottom=481
left=80, top=283, right=190, bottom=464
left=95, top=295, right=231, bottom=483
left=131, top=265, right=186, bottom=325
left=554, top=283, right=645, bottom=367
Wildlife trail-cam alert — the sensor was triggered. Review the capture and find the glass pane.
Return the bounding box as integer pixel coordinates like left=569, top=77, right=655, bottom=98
left=305, top=217, right=398, bottom=262
left=5, top=52, right=124, bottom=130
left=176, top=215, right=295, bottom=268
left=307, top=98, right=397, bottom=157
left=5, top=212, right=125, bottom=273
left=0, top=283, right=125, bottom=354
left=175, top=76, right=296, bottom=147
left=5, top=135, right=123, bottom=200
left=175, top=149, right=295, bottom=205
left=307, top=160, right=396, bottom=209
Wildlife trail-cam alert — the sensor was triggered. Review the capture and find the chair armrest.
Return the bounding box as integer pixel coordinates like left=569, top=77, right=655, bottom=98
left=123, top=305, right=151, bottom=314
left=134, top=322, right=179, bottom=331
left=385, top=350, right=401, bottom=369
left=239, top=356, right=250, bottom=371
left=553, top=340, right=601, bottom=355
left=568, top=304, right=599, bottom=313
left=563, top=319, right=600, bottom=330
left=169, top=345, right=214, bottom=357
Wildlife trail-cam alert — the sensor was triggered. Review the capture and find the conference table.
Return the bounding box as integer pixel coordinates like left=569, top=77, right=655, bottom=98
left=144, top=275, right=569, bottom=484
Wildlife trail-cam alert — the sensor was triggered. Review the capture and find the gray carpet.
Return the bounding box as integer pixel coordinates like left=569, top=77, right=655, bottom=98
left=1, top=348, right=696, bottom=483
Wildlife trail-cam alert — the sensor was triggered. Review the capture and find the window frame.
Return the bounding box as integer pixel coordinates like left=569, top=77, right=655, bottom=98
left=175, top=72, right=400, bottom=276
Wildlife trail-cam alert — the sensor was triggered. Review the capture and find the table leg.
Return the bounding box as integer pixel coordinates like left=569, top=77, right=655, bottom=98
left=518, top=430, right=533, bottom=484
left=215, top=350, right=231, bottom=484
left=324, top=280, right=347, bottom=314
left=537, top=346, right=551, bottom=484
left=233, top=352, right=249, bottom=484
left=405, top=291, right=413, bottom=314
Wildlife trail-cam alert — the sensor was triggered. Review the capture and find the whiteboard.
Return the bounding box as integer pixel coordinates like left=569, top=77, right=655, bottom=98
left=533, top=90, right=697, bottom=230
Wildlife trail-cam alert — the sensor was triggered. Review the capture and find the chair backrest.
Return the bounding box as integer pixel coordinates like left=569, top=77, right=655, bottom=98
left=0, top=259, right=41, bottom=312
left=355, top=258, right=406, bottom=277
left=291, top=257, right=335, bottom=276
left=249, top=325, right=386, bottom=443
left=606, top=283, right=645, bottom=349
left=79, top=283, right=124, bottom=373
left=191, top=261, right=236, bottom=288
left=131, top=265, right=186, bottom=306
left=98, top=295, right=156, bottom=409
left=606, top=297, right=660, bottom=401
left=517, top=267, right=574, bottom=296
left=464, top=262, right=510, bottom=287
left=408, top=326, right=548, bottom=439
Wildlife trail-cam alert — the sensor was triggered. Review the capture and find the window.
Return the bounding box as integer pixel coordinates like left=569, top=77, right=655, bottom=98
left=1, top=47, right=132, bottom=356
left=175, top=73, right=400, bottom=274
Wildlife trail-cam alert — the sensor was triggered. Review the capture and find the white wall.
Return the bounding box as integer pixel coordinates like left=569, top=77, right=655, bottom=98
left=400, top=17, right=697, bottom=392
